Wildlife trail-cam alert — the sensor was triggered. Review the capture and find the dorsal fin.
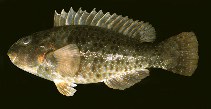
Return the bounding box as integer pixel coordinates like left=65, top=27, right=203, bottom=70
left=54, top=7, right=156, bottom=42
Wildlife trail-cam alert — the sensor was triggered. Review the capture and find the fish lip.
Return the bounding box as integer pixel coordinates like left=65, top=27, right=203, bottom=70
left=7, top=51, right=17, bottom=63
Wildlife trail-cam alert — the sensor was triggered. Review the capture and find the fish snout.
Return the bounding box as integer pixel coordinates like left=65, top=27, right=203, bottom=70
left=7, top=51, right=17, bottom=63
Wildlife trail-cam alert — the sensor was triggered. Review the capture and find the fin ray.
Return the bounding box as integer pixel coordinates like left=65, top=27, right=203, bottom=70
left=54, top=7, right=156, bottom=42
left=91, top=10, right=104, bottom=26
left=79, top=10, right=89, bottom=25
left=158, top=32, right=198, bottom=76
left=112, top=16, right=128, bottom=32
left=96, top=12, right=111, bottom=26
left=53, top=44, right=80, bottom=77
left=66, top=7, right=76, bottom=25
left=104, top=13, right=118, bottom=28
left=104, top=69, right=149, bottom=90
left=54, top=80, right=77, bottom=96
left=85, top=8, right=97, bottom=25
left=118, top=19, right=133, bottom=33
left=74, top=8, right=83, bottom=25
left=108, top=15, right=123, bottom=29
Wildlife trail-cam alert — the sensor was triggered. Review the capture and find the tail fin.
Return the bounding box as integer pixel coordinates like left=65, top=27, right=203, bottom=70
left=159, top=32, right=198, bottom=76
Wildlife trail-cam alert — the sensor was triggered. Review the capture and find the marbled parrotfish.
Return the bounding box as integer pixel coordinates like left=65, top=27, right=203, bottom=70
left=7, top=7, right=199, bottom=96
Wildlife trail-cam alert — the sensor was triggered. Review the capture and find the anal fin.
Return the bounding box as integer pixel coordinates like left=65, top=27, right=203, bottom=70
left=104, top=69, right=149, bottom=90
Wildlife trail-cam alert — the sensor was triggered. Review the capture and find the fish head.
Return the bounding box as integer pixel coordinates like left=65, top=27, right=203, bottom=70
left=8, top=34, right=50, bottom=74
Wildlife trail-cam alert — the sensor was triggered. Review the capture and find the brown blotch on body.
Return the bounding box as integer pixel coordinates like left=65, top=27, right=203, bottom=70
left=96, top=74, right=101, bottom=78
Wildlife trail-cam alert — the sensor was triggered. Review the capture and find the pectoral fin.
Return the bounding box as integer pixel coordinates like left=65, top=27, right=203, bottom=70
left=104, top=69, right=149, bottom=90
left=54, top=80, right=77, bottom=96
left=53, top=44, right=81, bottom=77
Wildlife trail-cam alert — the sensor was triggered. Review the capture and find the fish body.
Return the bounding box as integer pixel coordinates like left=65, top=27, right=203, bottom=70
left=8, top=7, right=198, bottom=96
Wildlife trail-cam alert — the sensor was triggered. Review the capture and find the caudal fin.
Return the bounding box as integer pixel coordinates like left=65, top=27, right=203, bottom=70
left=160, top=32, right=198, bottom=76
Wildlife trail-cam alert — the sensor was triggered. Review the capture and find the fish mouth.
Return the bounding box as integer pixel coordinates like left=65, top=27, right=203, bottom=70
left=7, top=51, right=38, bottom=74
left=7, top=51, right=17, bottom=63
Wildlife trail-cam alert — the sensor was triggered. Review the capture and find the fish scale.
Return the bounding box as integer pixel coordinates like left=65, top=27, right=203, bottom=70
left=47, top=26, right=153, bottom=83
left=43, top=25, right=162, bottom=84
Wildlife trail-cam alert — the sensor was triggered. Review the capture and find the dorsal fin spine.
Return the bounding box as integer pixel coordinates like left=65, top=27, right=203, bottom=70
left=74, top=8, right=83, bottom=25
left=104, top=13, right=118, bottom=28
left=108, top=15, right=123, bottom=30
left=66, top=7, right=76, bottom=25
left=85, top=8, right=97, bottom=25
left=61, top=9, right=67, bottom=18
left=54, top=10, right=60, bottom=26
left=91, top=10, right=104, bottom=26
left=79, top=10, right=89, bottom=25
left=54, top=7, right=156, bottom=42
left=96, top=12, right=111, bottom=27
left=59, top=9, right=67, bottom=26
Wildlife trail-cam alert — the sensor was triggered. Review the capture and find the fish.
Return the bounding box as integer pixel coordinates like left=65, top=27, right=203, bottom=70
left=7, top=7, right=199, bottom=96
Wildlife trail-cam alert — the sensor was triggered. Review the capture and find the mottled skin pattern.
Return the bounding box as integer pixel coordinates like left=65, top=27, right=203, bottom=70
left=8, top=24, right=198, bottom=96
left=30, top=25, right=164, bottom=84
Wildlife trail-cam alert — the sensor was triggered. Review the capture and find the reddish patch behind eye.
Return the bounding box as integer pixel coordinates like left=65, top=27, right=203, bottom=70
left=38, top=53, right=46, bottom=64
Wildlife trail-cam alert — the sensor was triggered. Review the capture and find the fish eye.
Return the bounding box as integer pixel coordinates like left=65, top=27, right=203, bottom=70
left=22, top=37, right=32, bottom=45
